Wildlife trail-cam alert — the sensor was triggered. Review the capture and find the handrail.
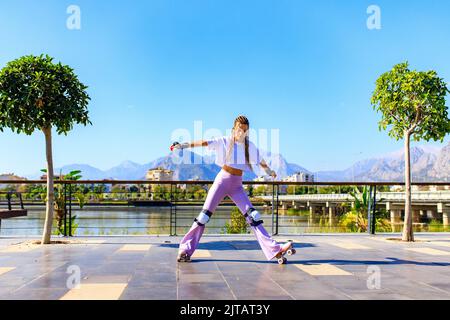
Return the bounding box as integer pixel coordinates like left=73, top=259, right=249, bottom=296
left=0, top=180, right=449, bottom=186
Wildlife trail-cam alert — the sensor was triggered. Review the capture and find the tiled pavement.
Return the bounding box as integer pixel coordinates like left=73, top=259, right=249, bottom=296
left=0, top=234, right=450, bottom=300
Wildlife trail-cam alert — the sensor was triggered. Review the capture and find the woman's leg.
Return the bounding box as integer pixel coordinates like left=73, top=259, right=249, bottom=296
left=228, top=184, right=282, bottom=261
left=178, top=172, right=229, bottom=257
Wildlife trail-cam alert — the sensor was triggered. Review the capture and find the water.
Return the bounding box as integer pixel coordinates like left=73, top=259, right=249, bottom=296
left=1, top=205, right=447, bottom=236
left=0, top=205, right=325, bottom=236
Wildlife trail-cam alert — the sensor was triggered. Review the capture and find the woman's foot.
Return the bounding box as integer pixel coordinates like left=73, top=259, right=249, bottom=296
left=275, top=242, right=296, bottom=264
left=275, top=242, right=293, bottom=258
left=177, top=251, right=191, bottom=262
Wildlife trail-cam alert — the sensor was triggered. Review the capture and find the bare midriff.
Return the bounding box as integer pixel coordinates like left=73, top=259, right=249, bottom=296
left=222, top=165, right=243, bottom=176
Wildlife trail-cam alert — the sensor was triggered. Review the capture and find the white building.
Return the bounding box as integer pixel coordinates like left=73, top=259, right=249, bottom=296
left=282, top=172, right=315, bottom=183
left=251, top=175, right=273, bottom=189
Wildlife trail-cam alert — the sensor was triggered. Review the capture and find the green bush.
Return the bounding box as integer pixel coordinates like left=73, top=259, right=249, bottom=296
left=223, top=207, right=248, bottom=234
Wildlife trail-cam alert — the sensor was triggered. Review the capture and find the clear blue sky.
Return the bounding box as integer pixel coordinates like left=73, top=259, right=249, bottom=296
left=1, top=0, right=449, bottom=176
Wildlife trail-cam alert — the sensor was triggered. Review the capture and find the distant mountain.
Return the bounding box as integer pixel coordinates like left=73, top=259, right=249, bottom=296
left=27, top=164, right=106, bottom=180
left=315, top=142, right=449, bottom=182
left=429, top=142, right=450, bottom=182
left=104, top=161, right=148, bottom=180
left=16, top=142, right=450, bottom=182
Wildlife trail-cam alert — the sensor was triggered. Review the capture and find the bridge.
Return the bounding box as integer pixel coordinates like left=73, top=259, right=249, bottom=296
left=259, top=191, right=450, bottom=228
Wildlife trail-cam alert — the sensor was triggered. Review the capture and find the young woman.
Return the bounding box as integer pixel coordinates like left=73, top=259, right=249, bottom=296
left=170, top=115, right=295, bottom=264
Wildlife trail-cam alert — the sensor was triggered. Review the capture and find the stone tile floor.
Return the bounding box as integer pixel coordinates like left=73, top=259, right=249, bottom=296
left=0, top=233, right=450, bottom=300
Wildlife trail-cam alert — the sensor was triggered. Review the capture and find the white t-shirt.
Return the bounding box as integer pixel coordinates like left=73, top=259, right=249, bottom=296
left=206, top=136, right=262, bottom=172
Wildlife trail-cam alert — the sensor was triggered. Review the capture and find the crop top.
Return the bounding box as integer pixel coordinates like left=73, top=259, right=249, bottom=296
left=206, top=136, right=262, bottom=172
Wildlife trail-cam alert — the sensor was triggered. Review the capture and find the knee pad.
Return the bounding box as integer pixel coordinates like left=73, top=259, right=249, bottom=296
left=246, top=208, right=264, bottom=226
left=194, top=209, right=213, bottom=226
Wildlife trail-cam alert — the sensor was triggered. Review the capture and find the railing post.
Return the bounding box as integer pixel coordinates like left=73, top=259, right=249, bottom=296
left=275, top=184, right=279, bottom=236
left=367, top=185, right=377, bottom=235
left=271, top=183, right=275, bottom=236
left=371, top=185, right=377, bottom=235
left=19, top=193, right=24, bottom=210
left=174, top=184, right=177, bottom=236
left=63, top=183, right=67, bottom=237
left=69, top=184, right=72, bottom=237
left=7, top=193, right=11, bottom=211
left=170, top=183, right=174, bottom=236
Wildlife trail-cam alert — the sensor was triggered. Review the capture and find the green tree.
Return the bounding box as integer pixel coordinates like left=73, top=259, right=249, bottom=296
left=0, top=55, right=91, bottom=244
left=371, top=62, right=450, bottom=241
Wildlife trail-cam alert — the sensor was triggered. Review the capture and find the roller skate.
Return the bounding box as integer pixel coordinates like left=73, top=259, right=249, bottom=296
left=274, top=241, right=296, bottom=265
left=177, top=251, right=191, bottom=263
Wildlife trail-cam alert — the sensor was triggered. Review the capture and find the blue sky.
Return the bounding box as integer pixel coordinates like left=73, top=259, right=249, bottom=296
left=1, top=0, right=449, bottom=176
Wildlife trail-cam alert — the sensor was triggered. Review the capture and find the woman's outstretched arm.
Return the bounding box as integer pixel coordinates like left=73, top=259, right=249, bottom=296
left=170, top=140, right=208, bottom=151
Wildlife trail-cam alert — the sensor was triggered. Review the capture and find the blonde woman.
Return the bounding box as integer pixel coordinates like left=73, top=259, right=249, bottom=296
left=170, top=115, right=296, bottom=264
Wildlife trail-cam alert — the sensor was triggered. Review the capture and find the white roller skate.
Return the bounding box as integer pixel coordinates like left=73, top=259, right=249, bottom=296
left=274, top=241, right=296, bottom=265
left=177, top=251, right=192, bottom=263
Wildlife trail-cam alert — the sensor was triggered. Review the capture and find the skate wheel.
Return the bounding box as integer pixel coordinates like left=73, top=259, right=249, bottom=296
left=278, top=257, right=287, bottom=265
left=287, top=249, right=293, bottom=256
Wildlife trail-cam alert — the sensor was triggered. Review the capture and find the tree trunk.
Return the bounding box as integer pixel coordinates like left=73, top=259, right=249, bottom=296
left=402, top=132, right=414, bottom=242
left=41, top=127, right=54, bottom=244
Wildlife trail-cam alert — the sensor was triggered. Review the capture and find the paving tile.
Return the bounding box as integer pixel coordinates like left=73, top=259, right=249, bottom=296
left=328, top=241, right=372, bottom=250
left=60, top=283, right=128, bottom=300
left=8, top=288, right=69, bottom=300
left=191, top=250, right=211, bottom=258
left=177, top=283, right=234, bottom=300
left=0, top=267, right=15, bottom=276
left=117, top=244, right=152, bottom=252
left=179, top=273, right=224, bottom=283
left=120, top=286, right=177, bottom=300
left=405, top=248, right=450, bottom=256
left=294, top=264, right=353, bottom=276
left=429, top=241, right=450, bottom=248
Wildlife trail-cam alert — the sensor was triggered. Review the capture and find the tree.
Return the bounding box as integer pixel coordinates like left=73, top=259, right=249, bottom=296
left=371, top=62, right=450, bottom=241
left=0, top=55, right=91, bottom=244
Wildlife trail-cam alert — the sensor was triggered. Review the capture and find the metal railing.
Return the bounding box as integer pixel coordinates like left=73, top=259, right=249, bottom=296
left=0, top=180, right=449, bottom=236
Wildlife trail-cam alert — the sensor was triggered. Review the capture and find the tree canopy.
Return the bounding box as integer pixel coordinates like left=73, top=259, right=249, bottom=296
left=0, top=54, right=91, bottom=135
left=371, top=62, right=450, bottom=141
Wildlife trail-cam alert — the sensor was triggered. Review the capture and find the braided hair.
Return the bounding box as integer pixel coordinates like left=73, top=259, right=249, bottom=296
left=226, top=115, right=252, bottom=171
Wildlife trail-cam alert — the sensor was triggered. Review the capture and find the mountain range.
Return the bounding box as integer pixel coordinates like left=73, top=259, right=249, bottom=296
left=14, top=141, right=450, bottom=182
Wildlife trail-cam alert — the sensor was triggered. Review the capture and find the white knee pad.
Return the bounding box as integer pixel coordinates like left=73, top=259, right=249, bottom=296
left=250, top=210, right=262, bottom=222
left=195, top=210, right=212, bottom=225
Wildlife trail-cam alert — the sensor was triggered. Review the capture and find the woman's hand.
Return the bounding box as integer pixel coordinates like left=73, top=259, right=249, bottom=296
left=267, top=169, right=277, bottom=179
left=170, top=142, right=190, bottom=151
left=260, top=159, right=277, bottom=179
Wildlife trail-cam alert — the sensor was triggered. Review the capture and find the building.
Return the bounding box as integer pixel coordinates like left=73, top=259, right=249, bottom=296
left=145, top=167, right=174, bottom=181
left=282, top=172, right=315, bottom=183
left=252, top=175, right=273, bottom=189
left=279, top=172, right=315, bottom=194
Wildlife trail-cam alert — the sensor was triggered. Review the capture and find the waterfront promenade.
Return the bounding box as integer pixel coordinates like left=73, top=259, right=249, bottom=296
left=0, top=234, right=450, bottom=300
